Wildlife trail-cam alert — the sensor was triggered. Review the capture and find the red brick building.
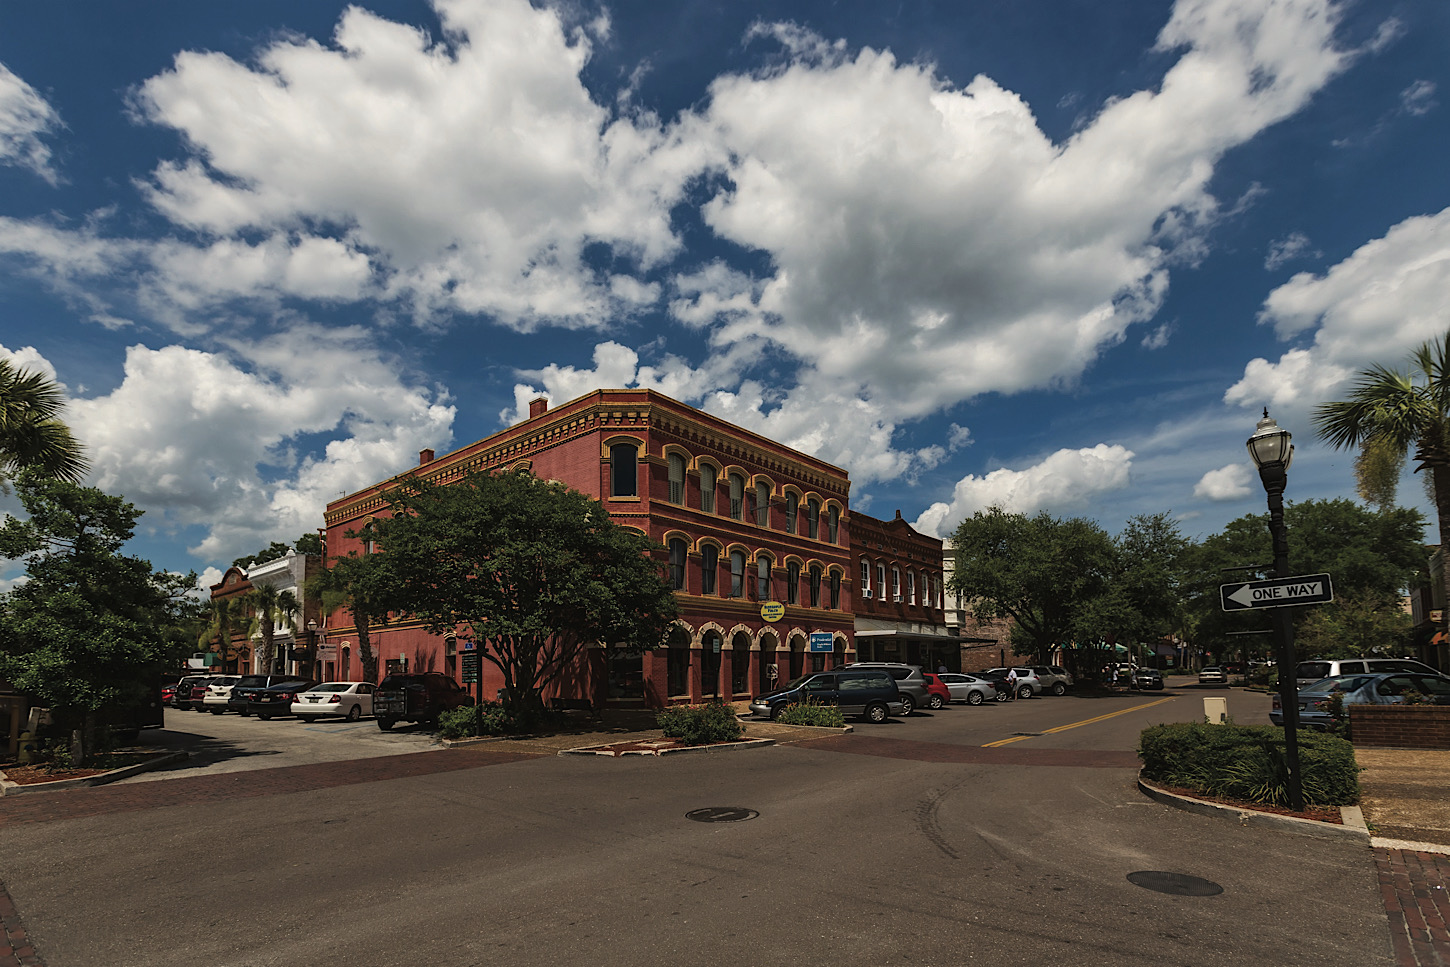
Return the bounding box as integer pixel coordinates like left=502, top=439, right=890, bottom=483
left=320, top=389, right=856, bottom=707
left=850, top=511, right=953, bottom=670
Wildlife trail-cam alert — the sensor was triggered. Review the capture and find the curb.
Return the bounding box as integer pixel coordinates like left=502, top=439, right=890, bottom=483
left=561, top=738, right=776, bottom=757
left=1137, top=777, right=1371, bottom=843
left=0, top=751, right=189, bottom=797
left=1370, top=836, right=1450, bottom=856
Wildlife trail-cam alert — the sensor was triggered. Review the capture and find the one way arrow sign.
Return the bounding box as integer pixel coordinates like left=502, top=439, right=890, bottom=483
left=1220, top=573, right=1334, bottom=612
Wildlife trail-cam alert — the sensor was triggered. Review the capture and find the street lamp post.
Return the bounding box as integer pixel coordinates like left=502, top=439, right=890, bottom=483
left=1246, top=408, right=1304, bottom=812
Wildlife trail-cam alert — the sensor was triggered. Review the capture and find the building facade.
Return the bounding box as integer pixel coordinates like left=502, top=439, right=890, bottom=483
left=851, top=511, right=953, bottom=670
left=320, top=389, right=857, bottom=707
left=206, top=548, right=321, bottom=677
left=941, top=537, right=1016, bottom=671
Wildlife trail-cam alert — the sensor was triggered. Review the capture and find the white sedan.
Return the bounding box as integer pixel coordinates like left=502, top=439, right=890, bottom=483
left=292, top=682, right=375, bottom=722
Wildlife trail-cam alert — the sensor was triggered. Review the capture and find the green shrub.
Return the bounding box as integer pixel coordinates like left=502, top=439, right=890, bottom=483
left=656, top=700, right=744, bottom=746
left=1138, top=722, right=1359, bottom=807
left=775, top=698, right=846, bottom=728
left=438, top=702, right=529, bottom=738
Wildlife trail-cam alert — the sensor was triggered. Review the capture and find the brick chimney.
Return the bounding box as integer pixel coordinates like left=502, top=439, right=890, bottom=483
left=529, top=397, right=549, bottom=418
left=419, top=448, right=434, bottom=465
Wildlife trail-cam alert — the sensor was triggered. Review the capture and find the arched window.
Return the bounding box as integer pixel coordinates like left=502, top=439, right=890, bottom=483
left=755, top=481, right=770, bottom=527
left=786, top=561, right=800, bottom=605
left=861, top=559, right=872, bottom=598
left=830, top=571, right=841, bottom=609
left=668, top=453, right=686, bottom=504
left=701, top=544, right=718, bottom=595
left=666, top=626, right=690, bottom=697
left=806, top=498, right=820, bottom=540
left=729, top=550, right=746, bottom=598
left=785, top=492, right=799, bottom=533
left=700, top=464, right=717, bottom=513
left=809, top=565, right=822, bottom=607
left=610, top=443, right=638, bottom=498
left=756, top=555, right=772, bottom=601
left=877, top=563, right=887, bottom=599
left=907, top=570, right=916, bottom=604
left=729, top=473, right=745, bottom=520
left=828, top=504, right=839, bottom=543
left=669, top=538, right=687, bottom=591
left=891, top=567, right=901, bottom=602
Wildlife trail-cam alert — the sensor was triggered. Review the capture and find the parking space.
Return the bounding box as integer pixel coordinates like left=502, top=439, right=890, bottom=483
left=117, top=705, right=442, bottom=783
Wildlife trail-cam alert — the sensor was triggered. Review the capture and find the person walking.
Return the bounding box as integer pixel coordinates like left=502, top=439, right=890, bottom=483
left=1006, top=667, right=1019, bottom=701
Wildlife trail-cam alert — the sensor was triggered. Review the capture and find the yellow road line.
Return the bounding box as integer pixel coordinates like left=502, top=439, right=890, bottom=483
left=982, top=697, right=1178, bottom=747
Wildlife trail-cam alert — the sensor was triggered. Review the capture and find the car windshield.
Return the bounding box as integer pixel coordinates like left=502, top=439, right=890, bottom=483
left=311, top=683, right=350, bottom=692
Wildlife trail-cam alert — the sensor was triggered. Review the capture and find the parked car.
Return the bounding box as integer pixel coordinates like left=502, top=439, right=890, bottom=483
left=171, top=675, right=210, bottom=710
left=228, top=673, right=304, bottom=715
left=1198, top=666, right=1227, bottom=686
left=161, top=682, right=177, bottom=706
left=840, top=663, right=931, bottom=715
left=202, top=675, right=243, bottom=713
left=247, top=680, right=319, bottom=720
left=185, top=677, right=219, bottom=711
left=983, top=667, right=1043, bottom=699
left=1131, top=668, right=1165, bottom=690
left=1270, top=672, right=1450, bottom=728
left=1294, top=657, right=1441, bottom=688
left=935, top=672, right=998, bottom=705
left=292, top=682, right=376, bottom=722
left=920, top=673, right=952, bottom=710
left=373, top=673, right=474, bottom=730
left=974, top=670, right=1016, bottom=701
left=748, top=668, right=904, bottom=723
left=1028, top=665, right=1074, bottom=695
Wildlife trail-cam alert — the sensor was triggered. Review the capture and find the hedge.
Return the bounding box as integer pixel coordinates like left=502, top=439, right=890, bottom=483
left=656, top=701, right=743, bottom=745
left=1138, top=722, right=1359, bottom=807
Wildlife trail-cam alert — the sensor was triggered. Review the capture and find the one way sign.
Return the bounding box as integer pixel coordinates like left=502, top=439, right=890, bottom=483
left=1220, top=573, right=1334, bottom=612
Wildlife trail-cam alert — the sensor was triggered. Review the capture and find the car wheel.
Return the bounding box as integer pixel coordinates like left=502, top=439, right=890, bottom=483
left=1052, top=682, right=1067, bottom=696
left=345, top=705, right=361, bottom=722
left=864, top=702, right=889, bottom=724
left=995, top=688, right=1009, bottom=703
left=257, top=712, right=272, bottom=720
left=928, top=694, right=945, bottom=710
left=899, top=695, right=915, bottom=716
left=377, top=717, right=394, bottom=731
left=967, top=690, right=984, bottom=706
left=210, top=708, right=223, bottom=714
left=1018, top=686, right=1033, bottom=700
left=238, top=709, right=250, bottom=717
left=769, top=704, right=783, bottom=721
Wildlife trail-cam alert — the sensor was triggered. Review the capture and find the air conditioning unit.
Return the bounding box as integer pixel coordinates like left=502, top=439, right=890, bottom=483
left=893, top=594, right=902, bottom=602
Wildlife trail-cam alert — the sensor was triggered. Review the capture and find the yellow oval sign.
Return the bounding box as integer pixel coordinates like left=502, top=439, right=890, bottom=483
left=760, top=601, right=785, bottom=622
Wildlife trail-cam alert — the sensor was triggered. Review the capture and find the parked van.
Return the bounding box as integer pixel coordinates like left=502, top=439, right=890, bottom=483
left=748, top=669, right=904, bottom=723
left=1295, top=657, right=1440, bottom=688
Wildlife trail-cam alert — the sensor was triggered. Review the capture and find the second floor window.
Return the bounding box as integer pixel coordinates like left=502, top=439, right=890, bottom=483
left=860, top=559, right=872, bottom=598
left=828, top=505, right=839, bottom=543
left=755, top=482, right=770, bottom=527
left=830, top=571, right=841, bottom=609
left=669, top=538, right=687, bottom=591
left=668, top=453, right=685, bottom=504
left=700, top=464, right=716, bottom=513
left=806, top=498, right=820, bottom=540
left=809, top=565, right=821, bottom=607
left=756, top=556, right=772, bottom=600
left=610, top=443, right=637, bottom=498
left=908, top=570, right=916, bottom=604
left=891, top=567, right=901, bottom=601
left=701, top=544, right=718, bottom=595
left=785, top=492, right=798, bottom=533
left=786, top=561, right=800, bottom=605
left=729, top=473, right=745, bottom=520
left=730, top=550, right=746, bottom=598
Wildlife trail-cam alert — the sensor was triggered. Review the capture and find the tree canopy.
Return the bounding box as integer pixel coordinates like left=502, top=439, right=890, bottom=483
left=0, top=473, right=187, bottom=760
left=0, top=358, right=88, bottom=484
left=371, top=469, right=679, bottom=710
left=231, top=532, right=323, bottom=570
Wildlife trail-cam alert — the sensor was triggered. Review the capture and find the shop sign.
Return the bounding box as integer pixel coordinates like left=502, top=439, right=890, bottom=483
left=809, top=632, right=834, bottom=653
left=760, top=602, right=785, bottom=622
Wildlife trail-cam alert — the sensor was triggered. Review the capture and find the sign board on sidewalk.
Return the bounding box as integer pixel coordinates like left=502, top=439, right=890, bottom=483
left=460, top=651, right=481, bottom=684
left=809, top=632, right=834, bottom=653
left=1220, top=573, right=1333, bottom=612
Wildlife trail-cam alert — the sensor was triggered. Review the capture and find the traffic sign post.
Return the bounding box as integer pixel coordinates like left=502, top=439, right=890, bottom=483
left=1220, top=573, right=1333, bottom=612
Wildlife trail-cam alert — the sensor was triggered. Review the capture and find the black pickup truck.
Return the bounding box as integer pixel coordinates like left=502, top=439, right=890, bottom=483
left=373, top=673, right=474, bottom=731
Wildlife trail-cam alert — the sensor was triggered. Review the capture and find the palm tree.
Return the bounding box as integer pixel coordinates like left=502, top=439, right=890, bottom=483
left=198, top=597, right=239, bottom=672
left=1313, top=333, right=1450, bottom=633
left=0, top=358, right=89, bottom=483
left=305, top=553, right=388, bottom=685
left=243, top=584, right=299, bottom=674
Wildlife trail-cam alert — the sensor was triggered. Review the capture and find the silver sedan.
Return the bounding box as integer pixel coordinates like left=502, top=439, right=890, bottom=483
left=936, top=673, right=998, bottom=706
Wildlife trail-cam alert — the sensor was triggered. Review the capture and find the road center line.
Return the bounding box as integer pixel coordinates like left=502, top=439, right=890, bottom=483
left=982, top=697, right=1178, bottom=747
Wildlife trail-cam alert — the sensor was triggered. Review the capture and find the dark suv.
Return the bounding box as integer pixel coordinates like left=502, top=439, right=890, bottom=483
left=748, top=668, right=904, bottom=723
left=841, top=663, right=931, bottom=715
left=374, top=673, right=474, bottom=731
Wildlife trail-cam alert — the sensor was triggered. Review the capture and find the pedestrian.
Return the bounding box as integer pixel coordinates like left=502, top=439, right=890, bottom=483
left=1006, top=667, right=1019, bottom=701
left=937, top=662, right=948, bottom=675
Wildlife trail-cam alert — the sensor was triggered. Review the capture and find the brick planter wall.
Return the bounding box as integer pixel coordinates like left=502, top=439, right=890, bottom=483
left=1350, top=704, right=1450, bottom=749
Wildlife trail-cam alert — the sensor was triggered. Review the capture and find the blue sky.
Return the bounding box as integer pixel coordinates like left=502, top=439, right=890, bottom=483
left=1, top=0, right=1447, bottom=590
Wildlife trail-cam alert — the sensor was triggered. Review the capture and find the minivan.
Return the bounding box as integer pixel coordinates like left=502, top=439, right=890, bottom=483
left=1295, top=658, right=1440, bottom=688
left=748, top=669, right=904, bottom=723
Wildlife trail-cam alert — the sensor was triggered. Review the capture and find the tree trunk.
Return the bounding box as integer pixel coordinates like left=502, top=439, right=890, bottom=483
left=1434, top=466, right=1450, bottom=643
left=355, top=613, right=379, bottom=684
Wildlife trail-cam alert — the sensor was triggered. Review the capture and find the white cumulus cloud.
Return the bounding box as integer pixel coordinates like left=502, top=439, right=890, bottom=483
left=0, top=62, right=62, bottom=184
left=1194, top=463, right=1253, bottom=500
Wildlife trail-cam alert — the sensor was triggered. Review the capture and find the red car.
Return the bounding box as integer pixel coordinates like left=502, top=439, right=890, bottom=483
left=921, top=673, right=952, bottom=711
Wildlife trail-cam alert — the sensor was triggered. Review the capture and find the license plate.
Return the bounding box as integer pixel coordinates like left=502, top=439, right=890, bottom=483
left=308, top=697, right=320, bottom=702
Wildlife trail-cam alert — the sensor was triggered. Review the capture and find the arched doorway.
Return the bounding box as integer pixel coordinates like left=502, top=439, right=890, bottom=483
left=789, top=634, right=806, bottom=680
left=759, top=632, right=779, bottom=693
left=701, top=630, right=723, bottom=699
left=730, top=631, right=751, bottom=697
left=666, top=626, right=691, bottom=700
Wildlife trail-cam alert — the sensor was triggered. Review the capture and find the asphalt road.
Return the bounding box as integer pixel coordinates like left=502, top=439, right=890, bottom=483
left=0, top=679, right=1392, bottom=967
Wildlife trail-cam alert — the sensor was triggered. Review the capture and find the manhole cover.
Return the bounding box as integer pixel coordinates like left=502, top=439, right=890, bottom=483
left=1126, top=871, right=1223, bottom=896
left=686, top=807, right=758, bottom=823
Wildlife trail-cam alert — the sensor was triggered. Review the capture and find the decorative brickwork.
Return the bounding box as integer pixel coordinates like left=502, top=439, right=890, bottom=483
left=1352, top=705, right=1450, bottom=750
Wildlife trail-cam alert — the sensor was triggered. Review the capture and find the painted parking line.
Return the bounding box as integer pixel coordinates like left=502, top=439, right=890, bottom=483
left=982, top=697, right=1178, bottom=747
